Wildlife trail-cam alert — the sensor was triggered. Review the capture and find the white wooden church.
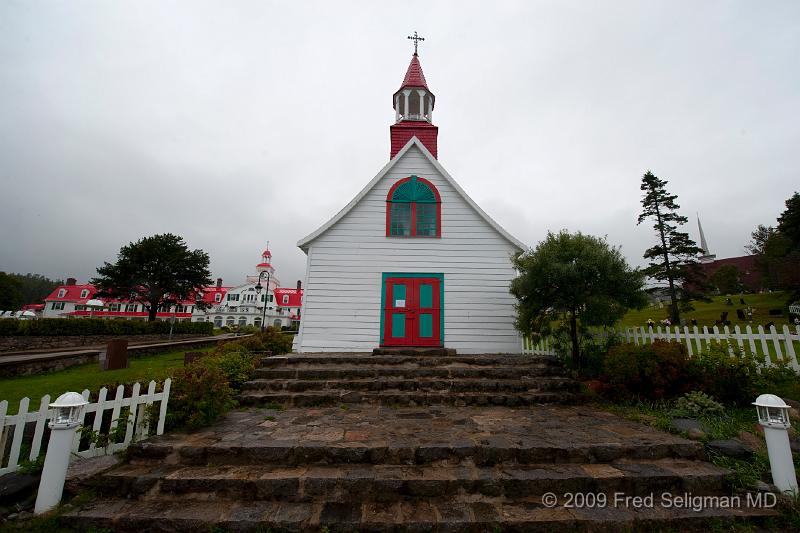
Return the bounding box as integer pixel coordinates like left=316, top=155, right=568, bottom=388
left=294, top=41, right=525, bottom=354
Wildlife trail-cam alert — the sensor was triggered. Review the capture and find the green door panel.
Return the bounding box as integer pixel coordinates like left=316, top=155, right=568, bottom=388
left=391, top=313, right=405, bottom=337
left=419, top=314, right=433, bottom=338
left=419, top=283, right=433, bottom=308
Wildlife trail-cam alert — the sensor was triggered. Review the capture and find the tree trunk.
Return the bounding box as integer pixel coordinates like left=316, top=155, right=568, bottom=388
left=148, top=302, right=158, bottom=322
left=569, top=309, right=581, bottom=368
left=654, top=203, right=680, bottom=323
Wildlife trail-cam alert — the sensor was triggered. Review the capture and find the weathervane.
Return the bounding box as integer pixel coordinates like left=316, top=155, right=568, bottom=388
left=407, top=31, right=425, bottom=55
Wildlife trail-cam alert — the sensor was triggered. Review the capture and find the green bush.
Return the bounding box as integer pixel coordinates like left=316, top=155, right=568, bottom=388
left=0, top=318, right=213, bottom=336
left=199, top=350, right=258, bottom=390
left=600, top=340, right=698, bottom=401
left=166, top=365, right=236, bottom=430
left=672, top=391, right=725, bottom=417
left=258, top=327, right=294, bottom=355
left=693, top=343, right=799, bottom=406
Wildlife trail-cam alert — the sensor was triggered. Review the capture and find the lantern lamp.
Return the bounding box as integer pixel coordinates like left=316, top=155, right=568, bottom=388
left=754, top=394, right=791, bottom=429
left=35, top=391, right=89, bottom=514
left=49, top=391, right=88, bottom=429
left=754, top=393, right=797, bottom=495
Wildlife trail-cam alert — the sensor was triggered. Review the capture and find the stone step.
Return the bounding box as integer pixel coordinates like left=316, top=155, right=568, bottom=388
left=261, top=354, right=563, bottom=368
left=237, top=389, right=580, bottom=407
left=242, top=377, right=579, bottom=394
left=372, top=347, right=458, bottom=356
left=130, top=437, right=703, bottom=469
left=97, top=459, right=729, bottom=503
left=64, top=496, right=776, bottom=532
left=253, top=365, right=567, bottom=380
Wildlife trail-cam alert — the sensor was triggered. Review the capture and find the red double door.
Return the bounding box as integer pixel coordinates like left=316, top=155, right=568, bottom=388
left=382, top=277, right=441, bottom=347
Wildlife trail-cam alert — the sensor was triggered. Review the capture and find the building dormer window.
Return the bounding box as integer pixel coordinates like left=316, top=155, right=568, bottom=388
left=386, top=176, right=441, bottom=237
left=282, top=295, right=289, bottom=304
left=57, top=288, right=66, bottom=298
left=215, top=293, right=222, bottom=302
left=80, top=289, right=89, bottom=298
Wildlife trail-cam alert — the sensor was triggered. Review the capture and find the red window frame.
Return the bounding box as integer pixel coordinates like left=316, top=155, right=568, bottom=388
left=385, top=176, right=442, bottom=238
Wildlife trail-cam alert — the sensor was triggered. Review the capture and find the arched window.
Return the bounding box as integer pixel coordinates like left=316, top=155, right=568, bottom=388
left=386, top=175, right=441, bottom=237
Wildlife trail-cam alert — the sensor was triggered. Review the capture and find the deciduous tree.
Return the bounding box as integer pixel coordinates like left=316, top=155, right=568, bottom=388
left=0, top=272, right=24, bottom=310
left=510, top=231, right=646, bottom=368
left=91, top=234, right=212, bottom=321
left=637, top=171, right=705, bottom=323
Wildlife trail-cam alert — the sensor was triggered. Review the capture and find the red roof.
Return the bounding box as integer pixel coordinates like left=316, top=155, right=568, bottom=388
left=273, top=288, right=303, bottom=308
left=44, top=284, right=97, bottom=305
left=396, top=54, right=429, bottom=93
left=45, top=282, right=230, bottom=307
left=390, top=121, right=438, bottom=159
left=22, top=303, right=45, bottom=312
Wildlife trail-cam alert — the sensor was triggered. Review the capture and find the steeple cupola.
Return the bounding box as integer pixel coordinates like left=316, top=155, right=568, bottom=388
left=390, top=32, right=439, bottom=160
left=256, top=246, right=275, bottom=275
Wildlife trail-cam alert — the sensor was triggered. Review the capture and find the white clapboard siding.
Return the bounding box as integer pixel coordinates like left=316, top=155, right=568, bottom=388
left=297, top=145, right=523, bottom=354
left=0, top=379, right=171, bottom=476
left=521, top=326, right=800, bottom=372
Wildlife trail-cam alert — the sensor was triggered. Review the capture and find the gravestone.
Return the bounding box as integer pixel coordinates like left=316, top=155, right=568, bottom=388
left=103, top=339, right=129, bottom=370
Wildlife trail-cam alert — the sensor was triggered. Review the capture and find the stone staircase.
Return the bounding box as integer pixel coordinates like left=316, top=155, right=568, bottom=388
left=62, top=353, right=776, bottom=531
left=238, top=353, right=581, bottom=407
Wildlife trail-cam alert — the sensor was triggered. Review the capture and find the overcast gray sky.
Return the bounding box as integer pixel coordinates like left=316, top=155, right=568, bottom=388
left=1, top=1, right=798, bottom=289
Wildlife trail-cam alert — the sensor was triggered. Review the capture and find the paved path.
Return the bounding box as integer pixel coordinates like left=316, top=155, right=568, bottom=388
left=0, top=334, right=243, bottom=372
left=146, top=404, right=703, bottom=462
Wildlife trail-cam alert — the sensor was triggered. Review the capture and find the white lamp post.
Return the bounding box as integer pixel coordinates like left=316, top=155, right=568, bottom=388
left=754, top=394, right=798, bottom=495
left=34, top=392, right=88, bottom=514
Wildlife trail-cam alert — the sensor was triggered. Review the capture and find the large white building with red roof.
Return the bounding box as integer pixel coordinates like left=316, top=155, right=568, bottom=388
left=294, top=47, right=524, bottom=353
left=41, top=247, right=302, bottom=329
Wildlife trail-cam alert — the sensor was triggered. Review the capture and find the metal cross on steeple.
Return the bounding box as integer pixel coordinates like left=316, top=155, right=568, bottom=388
left=407, top=31, right=425, bottom=55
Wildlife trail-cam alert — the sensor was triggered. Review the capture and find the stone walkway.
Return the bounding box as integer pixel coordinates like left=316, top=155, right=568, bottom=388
left=65, top=404, right=776, bottom=532
left=145, top=404, right=703, bottom=463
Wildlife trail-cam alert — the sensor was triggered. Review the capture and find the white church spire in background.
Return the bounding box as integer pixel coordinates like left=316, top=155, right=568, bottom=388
left=697, top=213, right=717, bottom=264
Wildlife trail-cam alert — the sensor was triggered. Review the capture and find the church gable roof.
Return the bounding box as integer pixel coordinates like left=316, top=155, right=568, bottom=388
left=296, top=137, right=526, bottom=252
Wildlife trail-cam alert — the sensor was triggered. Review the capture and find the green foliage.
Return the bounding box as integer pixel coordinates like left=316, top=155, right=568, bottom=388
left=599, top=339, right=799, bottom=406
left=166, top=364, right=236, bottom=430
left=510, top=230, right=646, bottom=368
left=750, top=193, right=800, bottom=303
left=600, top=340, right=697, bottom=401
left=259, top=327, right=294, bottom=355
left=0, top=272, right=24, bottom=310
left=637, top=170, right=708, bottom=322
left=17, top=453, right=45, bottom=475
left=671, top=391, right=724, bottom=417
left=91, top=233, right=213, bottom=322
left=199, top=350, right=258, bottom=390
left=0, top=317, right=213, bottom=336
left=79, top=409, right=132, bottom=449
left=710, top=264, right=743, bottom=295
left=7, top=272, right=63, bottom=305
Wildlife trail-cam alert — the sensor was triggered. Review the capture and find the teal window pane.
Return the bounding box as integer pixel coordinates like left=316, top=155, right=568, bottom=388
left=419, top=314, right=433, bottom=338
left=390, top=203, right=411, bottom=236
left=419, top=284, right=433, bottom=308
left=416, top=203, right=437, bottom=236
left=391, top=313, right=405, bottom=337
left=393, top=284, right=406, bottom=307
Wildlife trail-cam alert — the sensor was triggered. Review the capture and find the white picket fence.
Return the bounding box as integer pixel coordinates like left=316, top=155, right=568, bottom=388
left=523, top=325, right=800, bottom=371
left=0, top=379, right=171, bottom=476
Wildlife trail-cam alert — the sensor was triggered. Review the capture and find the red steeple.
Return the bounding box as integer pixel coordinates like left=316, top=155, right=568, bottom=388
left=390, top=51, right=438, bottom=160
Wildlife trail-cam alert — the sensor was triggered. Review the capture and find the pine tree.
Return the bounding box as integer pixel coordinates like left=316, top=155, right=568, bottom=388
left=637, top=171, right=705, bottom=323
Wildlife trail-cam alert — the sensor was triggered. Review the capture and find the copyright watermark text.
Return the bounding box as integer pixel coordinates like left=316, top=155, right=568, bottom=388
left=541, top=492, right=777, bottom=512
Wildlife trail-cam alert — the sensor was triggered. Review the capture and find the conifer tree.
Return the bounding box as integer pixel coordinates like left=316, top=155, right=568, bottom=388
left=637, top=171, right=705, bottom=323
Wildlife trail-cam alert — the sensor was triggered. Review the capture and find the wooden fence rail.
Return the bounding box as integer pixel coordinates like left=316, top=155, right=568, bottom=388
left=522, top=325, right=800, bottom=372
left=0, top=379, right=171, bottom=476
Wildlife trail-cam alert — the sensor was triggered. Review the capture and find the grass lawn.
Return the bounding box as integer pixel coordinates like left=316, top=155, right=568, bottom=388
left=0, top=347, right=209, bottom=414
left=618, top=291, right=796, bottom=330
